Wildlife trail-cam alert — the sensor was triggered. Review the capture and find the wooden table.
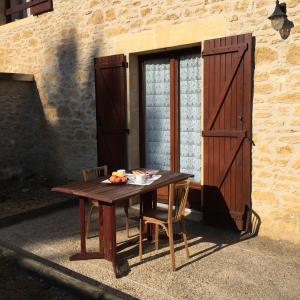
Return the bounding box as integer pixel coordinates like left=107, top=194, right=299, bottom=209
left=51, top=171, right=191, bottom=277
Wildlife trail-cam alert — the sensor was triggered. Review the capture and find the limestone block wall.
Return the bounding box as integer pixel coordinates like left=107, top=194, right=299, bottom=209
left=0, top=0, right=299, bottom=244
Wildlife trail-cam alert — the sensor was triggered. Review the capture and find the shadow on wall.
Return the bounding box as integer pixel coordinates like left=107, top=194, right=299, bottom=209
left=0, top=29, right=99, bottom=184
left=37, top=28, right=98, bottom=182
left=0, top=79, right=62, bottom=185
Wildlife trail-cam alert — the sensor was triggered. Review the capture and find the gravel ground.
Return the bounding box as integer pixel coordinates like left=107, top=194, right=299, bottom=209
left=0, top=177, right=70, bottom=219
left=0, top=177, right=77, bottom=300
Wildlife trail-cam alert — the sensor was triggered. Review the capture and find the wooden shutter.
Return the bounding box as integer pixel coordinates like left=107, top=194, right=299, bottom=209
left=95, top=54, right=128, bottom=174
left=30, top=0, right=53, bottom=15
left=202, top=33, right=253, bottom=231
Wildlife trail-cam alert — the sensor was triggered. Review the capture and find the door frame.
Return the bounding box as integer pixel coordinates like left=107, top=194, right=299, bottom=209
left=138, top=46, right=202, bottom=192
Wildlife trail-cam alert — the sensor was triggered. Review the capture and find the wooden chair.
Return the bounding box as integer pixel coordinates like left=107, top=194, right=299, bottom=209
left=139, top=178, right=192, bottom=271
left=82, top=165, right=130, bottom=239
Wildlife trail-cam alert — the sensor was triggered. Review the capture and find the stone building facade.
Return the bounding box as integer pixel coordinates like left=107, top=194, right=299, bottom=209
left=0, top=0, right=299, bottom=244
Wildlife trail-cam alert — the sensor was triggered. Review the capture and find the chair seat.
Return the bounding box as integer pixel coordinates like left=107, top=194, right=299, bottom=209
left=143, top=207, right=174, bottom=223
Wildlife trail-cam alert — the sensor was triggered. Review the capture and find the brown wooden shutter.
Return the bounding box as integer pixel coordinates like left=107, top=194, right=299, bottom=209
left=30, top=0, right=53, bottom=16
left=202, top=33, right=253, bottom=231
left=94, top=54, right=128, bottom=174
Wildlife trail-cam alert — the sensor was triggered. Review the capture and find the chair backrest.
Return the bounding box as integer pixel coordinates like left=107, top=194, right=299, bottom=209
left=168, top=178, right=192, bottom=222
left=82, top=165, right=108, bottom=182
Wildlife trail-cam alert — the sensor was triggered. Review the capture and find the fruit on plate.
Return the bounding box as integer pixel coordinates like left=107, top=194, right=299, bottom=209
left=109, top=175, right=116, bottom=182
left=112, top=171, right=126, bottom=177
left=109, top=174, right=127, bottom=184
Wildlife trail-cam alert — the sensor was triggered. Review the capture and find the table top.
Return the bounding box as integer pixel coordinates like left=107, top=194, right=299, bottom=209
left=51, top=171, right=192, bottom=204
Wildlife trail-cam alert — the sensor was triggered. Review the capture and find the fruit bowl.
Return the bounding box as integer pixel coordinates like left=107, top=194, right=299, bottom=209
left=108, top=175, right=128, bottom=185
left=108, top=180, right=127, bottom=185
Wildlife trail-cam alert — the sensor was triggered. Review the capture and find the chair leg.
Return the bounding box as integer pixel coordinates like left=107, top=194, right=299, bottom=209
left=86, top=204, right=94, bottom=239
left=168, top=223, right=176, bottom=271
left=139, top=218, right=144, bottom=260
left=124, top=204, right=129, bottom=238
left=180, top=219, right=190, bottom=258
left=155, top=224, right=159, bottom=250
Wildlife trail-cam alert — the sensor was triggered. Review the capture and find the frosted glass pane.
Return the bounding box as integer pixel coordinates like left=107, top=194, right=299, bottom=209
left=144, top=59, right=170, bottom=170
left=179, top=54, right=201, bottom=182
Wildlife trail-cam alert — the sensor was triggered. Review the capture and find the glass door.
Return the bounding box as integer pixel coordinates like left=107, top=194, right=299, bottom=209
left=144, top=58, right=171, bottom=171
left=140, top=48, right=202, bottom=208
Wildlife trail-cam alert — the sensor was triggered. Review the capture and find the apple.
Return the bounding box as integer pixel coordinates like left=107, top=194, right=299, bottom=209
left=115, top=177, right=122, bottom=183
left=109, top=176, right=116, bottom=183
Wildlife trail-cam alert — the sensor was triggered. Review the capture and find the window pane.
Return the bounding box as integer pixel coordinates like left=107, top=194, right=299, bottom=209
left=179, top=54, right=201, bottom=181
left=144, top=59, right=170, bottom=170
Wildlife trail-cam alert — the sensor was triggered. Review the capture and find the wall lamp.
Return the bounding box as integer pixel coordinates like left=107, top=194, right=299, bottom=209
left=268, top=0, right=294, bottom=39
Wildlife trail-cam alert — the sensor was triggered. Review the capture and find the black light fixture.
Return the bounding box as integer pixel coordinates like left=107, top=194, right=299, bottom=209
left=268, top=0, right=294, bottom=40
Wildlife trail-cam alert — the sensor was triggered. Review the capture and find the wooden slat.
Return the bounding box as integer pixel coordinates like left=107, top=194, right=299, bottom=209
left=243, top=34, right=253, bottom=214
left=225, top=35, right=232, bottom=224
left=209, top=39, right=215, bottom=186
left=95, top=61, right=128, bottom=70
left=30, top=0, right=53, bottom=16
left=205, top=46, right=247, bottom=131
left=5, top=0, right=50, bottom=16
left=202, top=44, right=247, bottom=56
left=236, top=34, right=244, bottom=224
left=231, top=35, right=238, bottom=218
left=203, top=39, right=210, bottom=197
left=202, top=130, right=246, bottom=138
left=219, top=37, right=226, bottom=202
left=215, top=38, right=220, bottom=195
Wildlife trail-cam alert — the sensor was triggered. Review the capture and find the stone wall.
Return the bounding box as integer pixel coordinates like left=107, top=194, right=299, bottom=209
left=0, top=0, right=299, bottom=243
left=0, top=80, right=63, bottom=183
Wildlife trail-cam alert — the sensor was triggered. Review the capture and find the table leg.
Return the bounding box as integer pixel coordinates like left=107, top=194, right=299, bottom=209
left=98, top=204, right=104, bottom=256
left=152, top=191, right=158, bottom=241
left=70, top=197, right=103, bottom=261
left=141, top=191, right=157, bottom=241
left=80, top=197, right=86, bottom=254
left=103, top=205, right=118, bottom=277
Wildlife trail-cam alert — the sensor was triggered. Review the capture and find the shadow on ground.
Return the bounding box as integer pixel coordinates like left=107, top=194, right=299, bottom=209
left=115, top=208, right=261, bottom=276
